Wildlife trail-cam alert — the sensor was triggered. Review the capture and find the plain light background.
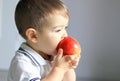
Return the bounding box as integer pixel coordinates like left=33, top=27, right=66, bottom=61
left=0, top=0, right=120, bottom=81
left=0, top=0, right=2, bottom=38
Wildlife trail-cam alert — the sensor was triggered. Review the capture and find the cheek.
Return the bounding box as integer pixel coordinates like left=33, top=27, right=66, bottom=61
left=42, top=37, right=60, bottom=54
left=38, top=32, right=62, bottom=54
left=48, top=38, right=59, bottom=51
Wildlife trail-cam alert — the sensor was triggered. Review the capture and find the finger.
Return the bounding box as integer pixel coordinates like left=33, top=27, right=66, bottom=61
left=64, top=55, right=77, bottom=63
left=76, top=54, right=81, bottom=61
left=68, top=54, right=77, bottom=60
left=64, top=55, right=71, bottom=62
left=69, top=61, right=77, bottom=69
left=70, top=54, right=81, bottom=61
left=56, top=48, right=63, bottom=60
left=72, top=60, right=79, bottom=65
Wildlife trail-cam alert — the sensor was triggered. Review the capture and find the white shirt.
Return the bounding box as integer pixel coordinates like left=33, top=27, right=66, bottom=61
left=7, top=43, right=52, bottom=81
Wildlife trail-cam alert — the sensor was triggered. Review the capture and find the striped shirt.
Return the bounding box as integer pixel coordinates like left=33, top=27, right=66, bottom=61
left=7, top=43, right=52, bottom=81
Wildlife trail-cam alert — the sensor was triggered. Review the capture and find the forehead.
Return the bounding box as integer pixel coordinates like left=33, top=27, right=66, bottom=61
left=46, top=14, right=69, bottom=28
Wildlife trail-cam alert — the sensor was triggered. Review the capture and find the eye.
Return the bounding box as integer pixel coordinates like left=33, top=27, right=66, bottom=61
left=54, top=26, right=68, bottom=33
left=55, top=29, right=62, bottom=32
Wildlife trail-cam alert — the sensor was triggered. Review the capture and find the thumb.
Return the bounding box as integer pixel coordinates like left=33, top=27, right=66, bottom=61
left=56, top=48, right=63, bottom=60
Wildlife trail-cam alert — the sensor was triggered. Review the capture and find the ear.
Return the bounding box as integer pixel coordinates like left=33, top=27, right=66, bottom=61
left=25, top=28, right=38, bottom=43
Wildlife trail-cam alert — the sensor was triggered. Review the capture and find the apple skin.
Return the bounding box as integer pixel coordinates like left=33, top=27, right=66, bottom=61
left=57, top=36, right=81, bottom=55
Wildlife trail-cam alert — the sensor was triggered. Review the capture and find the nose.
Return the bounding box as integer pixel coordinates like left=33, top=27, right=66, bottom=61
left=62, top=29, right=68, bottom=39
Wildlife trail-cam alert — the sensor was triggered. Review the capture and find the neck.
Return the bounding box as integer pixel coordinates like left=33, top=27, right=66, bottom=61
left=26, top=42, right=53, bottom=61
left=38, top=52, right=53, bottom=61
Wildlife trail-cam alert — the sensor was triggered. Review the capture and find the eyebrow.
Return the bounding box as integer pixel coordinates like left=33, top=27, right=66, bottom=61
left=52, top=24, right=68, bottom=28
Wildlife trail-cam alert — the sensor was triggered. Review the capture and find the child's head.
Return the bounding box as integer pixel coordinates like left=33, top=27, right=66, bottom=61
left=15, top=0, right=69, bottom=39
left=15, top=0, right=69, bottom=55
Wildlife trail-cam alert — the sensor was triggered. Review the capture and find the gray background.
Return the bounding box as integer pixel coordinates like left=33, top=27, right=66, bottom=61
left=0, top=0, right=120, bottom=81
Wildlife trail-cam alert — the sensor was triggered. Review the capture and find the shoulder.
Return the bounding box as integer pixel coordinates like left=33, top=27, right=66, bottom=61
left=7, top=52, right=41, bottom=81
left=11, top=51, right=40, bottom=71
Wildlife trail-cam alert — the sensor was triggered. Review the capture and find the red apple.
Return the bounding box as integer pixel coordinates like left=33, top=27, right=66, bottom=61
left=57, top=36, right=81, bottom=55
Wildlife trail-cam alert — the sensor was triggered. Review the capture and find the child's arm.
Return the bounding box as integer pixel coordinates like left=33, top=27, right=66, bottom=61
left=41, top=66, right=66, bottom=81
left=62, top=69, right=76, bottom=81
left=42, top=69, right=76, bottom=81
left=62, top=54, right=80, bottom=81
left=41, top=49, right=80, bottom=81
left=41, top=49, right=79, bottom=81
left=41, top=49, right=68, bottom=81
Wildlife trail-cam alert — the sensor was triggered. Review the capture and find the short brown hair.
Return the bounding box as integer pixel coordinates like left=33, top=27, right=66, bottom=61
left=15, top=0, right=69, bottom=39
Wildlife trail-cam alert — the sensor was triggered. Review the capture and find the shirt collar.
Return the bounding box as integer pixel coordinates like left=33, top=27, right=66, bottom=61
left=19, top=43, right=47, bottom=66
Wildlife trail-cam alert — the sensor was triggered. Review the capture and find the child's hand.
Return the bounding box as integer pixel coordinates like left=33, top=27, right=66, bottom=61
left=53, top=48, right=80, bottom=72
left=42, top=49, right=80, bottom=81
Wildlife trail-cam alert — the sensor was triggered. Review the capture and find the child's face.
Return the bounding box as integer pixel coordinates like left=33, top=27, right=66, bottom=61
left=36, top=14, right=69, bottom=55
